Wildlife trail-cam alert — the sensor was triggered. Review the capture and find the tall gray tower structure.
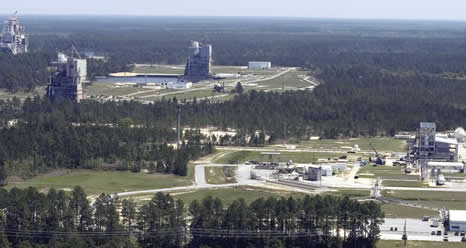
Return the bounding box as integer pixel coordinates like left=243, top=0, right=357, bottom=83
left=0, top=12, right=28, bottom=55
left=184, top=41, right=212, bottom=81
left=46, top=51, right=86, bottom=103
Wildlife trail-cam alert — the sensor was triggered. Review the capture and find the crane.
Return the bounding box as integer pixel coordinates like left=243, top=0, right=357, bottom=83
left=369, top=143, right=385, bottom=166
left=71, top=44, right=81, bottom=59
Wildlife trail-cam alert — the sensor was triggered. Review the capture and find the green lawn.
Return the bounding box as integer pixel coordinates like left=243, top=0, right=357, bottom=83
left=382, top=180, right=426, bottom=188
left=382, top=190, right=466, bottom=210
left=358, top=165, right=418, bottom=180
left=324, top=189, right=371, bottom=198
left=172, top=187, right=306, bottom=206
left=381, top=204, right=439, bottom=219
left=132, top=65, right=278, bottom=76
left=0, top=89, right=43, bottom=101
left=86, top=82, right=149, bottom=96
left=5, top=170, right=192, bottom=195
left=215, top=151, right=346, bottom=164
left=213, top=150, right=347, bottom=164
left=133, top=65, right=184, bottom=74
left=205, top=167, right=237, bottom=184
left=298, top=137, right=407, bottom=153
left=256, top=71, right=311, bottom=89
left=377, top=240, right=465, bottom=248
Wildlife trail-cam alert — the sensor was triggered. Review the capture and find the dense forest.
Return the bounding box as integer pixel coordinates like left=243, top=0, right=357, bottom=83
left=3, top=16, right=466, bottom=90
left=0, top=187, right=384, bottom=248
left=0, top=97, right=214, bottom=179
left=1, top=16, right=465, bottom=180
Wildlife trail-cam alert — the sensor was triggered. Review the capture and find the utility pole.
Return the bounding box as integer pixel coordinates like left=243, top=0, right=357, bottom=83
left=402, top=219, right=408, bottom=246
left=282, top=75, right=285, bottom=91
left=283, top=122, right=287, bottom=146
left=177, top=104, right=182, bottom=149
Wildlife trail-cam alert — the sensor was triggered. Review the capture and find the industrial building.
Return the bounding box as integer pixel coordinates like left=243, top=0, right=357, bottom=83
left=184, top=41, right=212, bottom=81
left=0, top=12, right=28, bottom=55
left=248, top=61, right=272, bottom=70
left=408, top=122, right=458, bottom=163
left=449, top=210, right=466, bottom=232
left=46, top=51, right=86, bottom=103
left=161, top=80, right=193, bottom=89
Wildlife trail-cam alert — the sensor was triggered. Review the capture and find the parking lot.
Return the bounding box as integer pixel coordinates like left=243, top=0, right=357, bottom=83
left=381, top=218, right=466, bottom=242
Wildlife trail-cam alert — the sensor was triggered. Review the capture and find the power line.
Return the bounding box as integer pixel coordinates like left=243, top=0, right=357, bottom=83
left=1, top=227, right=323, bottom=239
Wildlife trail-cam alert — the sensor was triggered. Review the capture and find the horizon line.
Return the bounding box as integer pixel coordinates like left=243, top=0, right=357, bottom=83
left=0, top=12, right=466, bottom=23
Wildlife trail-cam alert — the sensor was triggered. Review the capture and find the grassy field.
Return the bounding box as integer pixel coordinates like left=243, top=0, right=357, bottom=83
left=133, top=65, right=184, bottom=74
left=255, top=70, right=311, bottom=89
left=377, top=240, right=465, bottom=248
left=298, top=137, right=407, bottom=153
left=132, top=65, right=278, bottom=76
left=214, top=150, right=347, bottom=164
left=0, top=89, right=43, bottom=101
left=324, top=189, right=371, bottom=198
left=212, top=66, right=279, bottom=75
left=381, top=204, right=439, bottom=219
left=86, top=82, right=150, bottom=96
left=205, top=166, right=237, bottom=184
left=358, top=165, right=419, bottom=180
left=382, top=180, right=426, bottom=188
left=382, top=190, right=466, bottom=210
left=172, top=187, right=306, bottom=206
left=5, top=170, right=192, bottom=195
left=121, top=186, right=307, bottom=207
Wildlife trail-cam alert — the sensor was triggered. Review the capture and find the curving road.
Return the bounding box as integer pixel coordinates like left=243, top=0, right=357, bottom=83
left=117, top=164, right=261, bottom=197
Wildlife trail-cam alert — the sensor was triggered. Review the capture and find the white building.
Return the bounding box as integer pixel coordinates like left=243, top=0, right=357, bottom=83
left=449, top=210, right=466, bottom=231
left=248, top=61, right=272, bottom=70
left=162, top=81, right=193, bottom=89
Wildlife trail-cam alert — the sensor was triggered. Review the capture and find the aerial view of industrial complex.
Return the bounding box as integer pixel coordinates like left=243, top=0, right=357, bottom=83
left=0, top=2, right=466, bottom=248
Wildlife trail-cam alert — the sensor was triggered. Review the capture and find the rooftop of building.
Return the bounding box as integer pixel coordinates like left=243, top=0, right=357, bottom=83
left=420, top=122, right=436, bottom=129
left=449, top=210, right=466, bottom=222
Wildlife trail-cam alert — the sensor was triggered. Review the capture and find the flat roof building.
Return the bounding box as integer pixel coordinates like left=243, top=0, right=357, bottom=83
left=248, top=61, right=272, bottom=70
left=449, top=210, right=466, bottom=231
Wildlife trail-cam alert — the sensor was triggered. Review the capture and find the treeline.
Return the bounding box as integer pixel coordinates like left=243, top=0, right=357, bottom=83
left=87, top=58, right=134, bottom=82
left=2, top=79, right=465, bottom=145
left=0, top=53, right=50, bottom=91
left=0, top=52, right=132, bottom=91
left=23, top=16, right=466, bottom=73
left=0, top=98, right=213, bottom=178
left=0, top=187, right=384, bottom=248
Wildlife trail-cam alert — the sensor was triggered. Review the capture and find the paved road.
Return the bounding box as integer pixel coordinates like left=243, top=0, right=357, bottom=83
left=117, top=164, right=261, bottom=197
left=214, top=146, right=372, bottom=154
left=380, top=218, right=465, bottom=243
left=383, top=186, right=466, bottom=192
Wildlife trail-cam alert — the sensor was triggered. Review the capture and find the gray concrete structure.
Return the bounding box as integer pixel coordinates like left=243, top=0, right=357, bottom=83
left=0, top=12, right=28, bottom=55
left=184, top=41, right=212, bottom=81
left=46, top=52, right=86, bottom=103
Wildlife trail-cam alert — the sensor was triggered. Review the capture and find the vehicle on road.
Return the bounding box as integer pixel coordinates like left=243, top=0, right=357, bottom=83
left=431, top=231, right=436, bottom=235
left=431, top=218, right=439, bottom=227
left=437, top=230, right=442, bottom=236
left=443, top=236, right=448, bottom=242
left=437, top=174, right=446, bottom=185
left=462, top=237, right=466, bottom=242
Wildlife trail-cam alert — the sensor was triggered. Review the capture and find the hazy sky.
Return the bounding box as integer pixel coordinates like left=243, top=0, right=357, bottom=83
left=2, top=0, right=466, bottom=21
